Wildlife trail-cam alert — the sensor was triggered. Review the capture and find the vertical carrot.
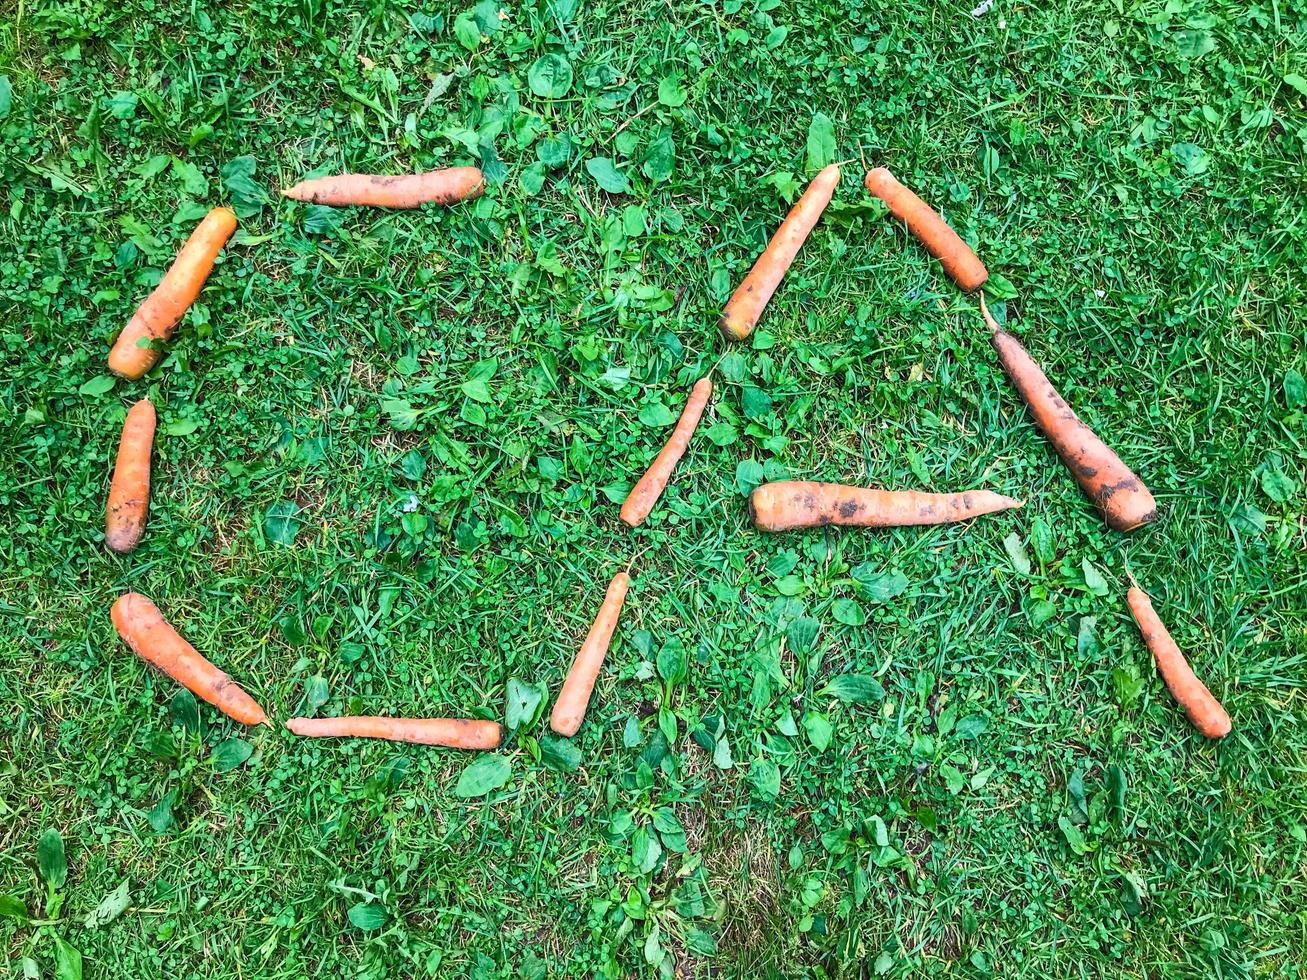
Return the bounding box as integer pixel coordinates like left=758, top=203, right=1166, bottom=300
left=550, top=572, right=631, bottom=736
left=620, top=376, right=713, bottom=527
left=863, top=167, right=988, bottom=292
left=105, top=399, right=157, bottom=554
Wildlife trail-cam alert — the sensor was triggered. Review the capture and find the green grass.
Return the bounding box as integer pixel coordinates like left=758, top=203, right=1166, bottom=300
left=2, top=0, right=1305, bottom=976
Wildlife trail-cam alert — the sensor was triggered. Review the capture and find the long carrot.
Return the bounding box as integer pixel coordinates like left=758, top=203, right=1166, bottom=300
left=105, top=399, right=156, bottom=554
left=719, top=164, right=841, bottom=341
left=108, top=207, right=237, bottom=380
left=620, top=376, right=713, bottom=527
left=551, top=571, right=631, bottom=736
left=863, top=167, right=988, bottom=292
left=981, top=297, right=1157, bottom=532
left=750, top=481, right=1022, bottom=532
left=111, top=593, right=267, bottom=726
left=282, top=167, right=485, bottom=208
left=1127, top=586, right=1231, bottom=738
left=286, top=716, right=502, bottom=749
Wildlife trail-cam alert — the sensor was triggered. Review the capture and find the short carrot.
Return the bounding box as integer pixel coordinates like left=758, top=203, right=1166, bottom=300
left=105, top=399, right=156, bottom=554
left=282, top=166, right=485, bottom=208
left=863, top=167, right=988, bottom=292
left=286, top=716, right=502, bottom=749
left=750, top=481, right=1022, bottom=533
left=111, top=593, right=267, bottom=726
left=620, top=376, right=713, bottom=527
left=108, top=207, right=237, bottom=380
left=1127, top=586, right=1231, bottom=739
left=719, top=164, right=841, bottom=341
left=551, top=571, right=630, bottom=736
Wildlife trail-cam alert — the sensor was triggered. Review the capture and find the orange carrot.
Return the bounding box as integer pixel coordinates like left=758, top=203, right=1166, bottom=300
left=863, top=167, right=988, bottom=292
left=108, top=207, right=237, bottom=380
left=750, top=481, right=1022, bottom=532
left=1127, top=586, right=1231, bottom=738
left=286, top=716, right=502, bottom=749
left=551, top=571, right=631, bottom=736
left=720, top=165, right=841, bottom=341
left=111, top=593, right=267, bottom=726
left=105, top=399, right=157, bottom=554
left=981, top=297, right=1157, bottom=532
left=282, top=167, right=485, bottom=208
left=620, top=376, right=713, bottom=527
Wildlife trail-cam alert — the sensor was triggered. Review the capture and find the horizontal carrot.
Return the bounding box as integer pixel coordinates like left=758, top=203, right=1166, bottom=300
left=105, top=399, right=156, bottom=554
left=551, top=571, right=630, bottom=736
left=620, top=376, right=713, bottom=527
left=286, top=716, right=502, bottom=749
left=720, top=164, right=841, bottom=341
left=1127, top=586, right=1231, bottom=739
left=282, top=166, right=485, bottom=208
left=111, top=593, right=267, bottom=726
left=108, top=207, right=237, bottom=380
left=750, top=481, right=1022, bottom=532
left=863, top=167, right=988, bottom=292
left=981, top=297, right=1157, bottom=532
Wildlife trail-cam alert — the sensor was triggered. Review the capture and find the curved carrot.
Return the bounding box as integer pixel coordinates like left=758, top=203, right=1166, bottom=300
left=551, top=572, right=631, bottom=736
left=1127, top=587, right=1231, bottom=739
left=720, top=164, right=841, bottom=341
left=286, top=716, right=502, bottom=749
left=108, top=207, right=237, bottom=380
left=981, top=298, right=1157, bottom=532
left=282, top=167, right=485, bottom=208
left=750, top=481, right=1022, bottom=532
left=111, top=593, right=267, bottom=726
left=105, top=399, right=156, bottom=554
left=863, top=167, right=988, bottom=292
left=621, top=376, right=713, bottom=527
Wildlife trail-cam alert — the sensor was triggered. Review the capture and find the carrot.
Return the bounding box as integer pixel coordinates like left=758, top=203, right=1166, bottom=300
left=108, top=207, right=237, bottom=380
left=750, top=481, right=1022, bottom=533
left=620, top=376, right=713, bottom=527
left=863, top=167, right=988, bottom=292
left=981, top=297, right=1157, bottom=532
left=1127, top=586, right=1231, bottom=738
left=105, top=399, right=157, bottom=554
left=281, top=166, right=485, bottom=208
left=550, top=571, right=631, bottom=736
left=719, top=164, right=841, bottom=341
left=111, top=593, right=267, bottom=726
left=286, top=716, right=502, bottom=749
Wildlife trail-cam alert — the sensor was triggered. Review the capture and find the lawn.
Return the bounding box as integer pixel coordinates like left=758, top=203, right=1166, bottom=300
left=2, top=0, right=1305, bottom=976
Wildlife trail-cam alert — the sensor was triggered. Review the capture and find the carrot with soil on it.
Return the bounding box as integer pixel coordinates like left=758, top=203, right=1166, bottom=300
left=286, top=716, right=502, bottom=749
left=863, top=167, right=988, bottom=292
left=111, top=593, right=267, bottom=726
left=620, top=376, right=714, bottom=527
left=108, top=207, right=237, bottom=380
left=282, top=166, right=485, bottom=208
left=749, top=481, right=1022, bottom=533
left=719, top=164, right=841, bottom=342
left=105, top=399, right=157, bottom=554
left=550, top=571, right=631, bottom=736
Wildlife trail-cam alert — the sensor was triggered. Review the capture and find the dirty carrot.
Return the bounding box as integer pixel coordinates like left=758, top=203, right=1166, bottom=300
left=1127, top=586, right=1231, bottom=738
left=863, top=167, right=988, bottom=292
left=749, top=481, right=1022, bottom=533
left=981, top=297, right=1157, bottom=532
left=105, top=399, right=157, bottom=554
left=108, top=207, right=237, bottom=380
left=719, top=164, right=841, bottom=341
left=282, top=166, right=485, bottom=208
left=286, top=716, right=502, bottom=749
left=110, top=593, right=267, bottom=726
left=620, top=376, right=713, bottom=528
left=550, top=571, right=631, bottom=737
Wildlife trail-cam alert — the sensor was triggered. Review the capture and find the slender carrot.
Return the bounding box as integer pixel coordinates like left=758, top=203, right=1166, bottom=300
left=282, top=167, right=485, bottom=208
left=108, top=207, right=237, bottom=380
left=620, top=376, right=713, bottom=527
left=750, top=481, right=1022, bottom=533
left=111, top=593, right=267, bottom=726
left=550, top=571, right=631, bottom=736
left=105, top=399, right=157, bottom=554
left=1127, top=586, right=1231, bottom=738
left=720, top=164, right=841, bottom=341
left=286, top=716, right=502, bottom=749
left=863, top=167, right=988, bottom=292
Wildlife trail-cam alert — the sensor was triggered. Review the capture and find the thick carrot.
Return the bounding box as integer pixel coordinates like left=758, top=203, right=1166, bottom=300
left=111, top=593, right=267, bottom=726
left=981, top=297, right=1157, bottom=532
left=286, top=716, right=502, bottom=749
left=105, top=399, right=157, bottom=554
left=282, top=167, right=485, bottom=208
left=1127, top=587, right=1231, bottom=738
left=550, top=571, right=631, bottom=736
left=863, top=167, right=988, bottom=292
left=108, top=207, right=237, bottom=380
left=750, top=481, right=1022, bottom=532
left=620, top=376, right=713, bottom=527
left=720, top=164, right=841, bottom=341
